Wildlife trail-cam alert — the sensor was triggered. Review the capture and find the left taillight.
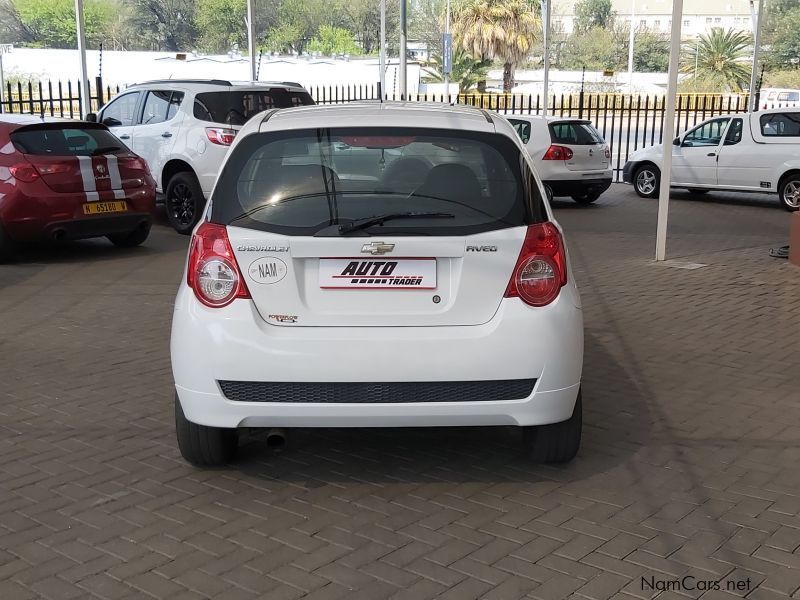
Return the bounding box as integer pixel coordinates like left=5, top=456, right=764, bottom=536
left=187, top=222, right=251, bottom=308
left=9, top=163, right=39, bottom=182
left=504, top=222, right=568, bottom=307
left=206, top=128, right=237, bottom=146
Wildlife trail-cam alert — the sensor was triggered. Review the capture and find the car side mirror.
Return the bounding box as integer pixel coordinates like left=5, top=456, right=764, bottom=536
left=673, top=137, right=681, bottom=146
left=85, top=112, right=97, bottom=123
left=102, top=117, right=122, bottom=127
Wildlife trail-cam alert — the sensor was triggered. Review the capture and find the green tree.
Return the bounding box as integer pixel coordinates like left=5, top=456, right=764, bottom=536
left=559, top=25, right=625, bottom=71
left=453, top=0, right=539, bottom=92
left=340, top=0, right=399, bottom=55
left=634, top=29, right=669, bottom=72
left=196, top=0, right=246, bottom=54
left=425, top=45, right=491, bottom=91
left=764, top=5, right=800, bottom=70
left=8, top=0, right=113, bottom=48
left=573, top=0, right=614, bottom=32
left=263, top=22, right=303, bottom=53
left=125, top=0, right=197, bottom=52
left=307, top=24, right=360, bottom=56
left=681, top=28, right=752, bottom=92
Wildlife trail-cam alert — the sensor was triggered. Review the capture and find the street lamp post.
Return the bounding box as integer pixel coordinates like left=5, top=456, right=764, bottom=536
left=75, top=0, right=90, bottom=117
left=399, top=0, right=407, bottom=99
left=748, top=0, right=764, bottom=111
left=541, top=0, right=550, bottom=116
left=379, top=0, right=386, bottom=99
left=444, top=0, right=451, bottom=102
left=246, top=0, right=257, bottom=81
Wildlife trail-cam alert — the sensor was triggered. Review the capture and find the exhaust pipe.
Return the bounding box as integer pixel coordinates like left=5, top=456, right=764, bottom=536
left=265, top=428, right=286, bottom=451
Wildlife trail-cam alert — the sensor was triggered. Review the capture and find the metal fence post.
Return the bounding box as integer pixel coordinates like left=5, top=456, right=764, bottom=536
left=95, top=76, right=104, bottom=110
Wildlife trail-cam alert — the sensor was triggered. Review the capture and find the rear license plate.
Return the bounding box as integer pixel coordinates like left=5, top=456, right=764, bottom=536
left=319, top=258, right=436, bottom=289
left=83, top=201, right=127, bottom=215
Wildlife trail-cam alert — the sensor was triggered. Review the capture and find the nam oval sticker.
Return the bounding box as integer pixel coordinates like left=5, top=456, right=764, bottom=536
left=248, top=257, right=287, bottom=285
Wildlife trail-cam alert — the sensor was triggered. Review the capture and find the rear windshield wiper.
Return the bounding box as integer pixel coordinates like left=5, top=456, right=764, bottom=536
left=337, top=211, right=455, bottom=235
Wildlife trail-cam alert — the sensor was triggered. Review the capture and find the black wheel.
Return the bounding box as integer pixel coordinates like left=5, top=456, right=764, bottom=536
left=107, top=224, right=150, bottom=248
left=0, top=224, right=15, bottom=263
left=778, top=172, right=800, bottom=211
left=523, top=390, right=582, bottom=463
left=570, top=191, right=601, bottom=204
left=687, top=188, right=709, bottom=195
left=633, top=164, right=660, bottom=198
left=544, top=184, right=554, bottom=202
left=166, top=172, right=205, bottom=234
left=175, top=393, right=238, bottom=466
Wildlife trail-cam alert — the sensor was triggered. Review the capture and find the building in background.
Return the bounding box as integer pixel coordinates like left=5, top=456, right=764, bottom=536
left=553, top=0, right=755, bottom=37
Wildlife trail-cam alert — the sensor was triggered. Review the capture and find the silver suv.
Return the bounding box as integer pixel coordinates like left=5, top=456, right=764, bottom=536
left=88, top=79, right=314, bottom=233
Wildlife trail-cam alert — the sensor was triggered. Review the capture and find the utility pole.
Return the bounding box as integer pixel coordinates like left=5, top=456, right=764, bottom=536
left=541, top=0, right=550, bottom=116
left=246, top=0, right=257, bottom=81
left=748, top=0, right=764, bottom=111
left=379, top=0, right=386, bottom=99
left=399, top=0, right=407, bottom=99
left=627, top=0, right=635, bottom=92
left=443, top=0, right=451, bottom=102
left=75, top=0, right=91, bottom=117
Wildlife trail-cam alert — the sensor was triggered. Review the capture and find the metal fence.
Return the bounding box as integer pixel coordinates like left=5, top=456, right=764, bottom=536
left=1, top=79, right=752, bottom=180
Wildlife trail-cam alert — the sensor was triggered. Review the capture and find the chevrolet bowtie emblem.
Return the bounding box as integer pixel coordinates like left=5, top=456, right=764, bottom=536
left=361, top=241, right=395, bottom=255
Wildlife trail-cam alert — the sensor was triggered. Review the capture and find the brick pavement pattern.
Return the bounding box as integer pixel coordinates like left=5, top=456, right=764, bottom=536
left=1, top=186, right=799, bottom=600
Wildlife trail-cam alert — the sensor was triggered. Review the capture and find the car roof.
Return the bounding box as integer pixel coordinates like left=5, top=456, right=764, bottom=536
left=504, top=114, right=591, bottom=124
left=125, top=79, right=307, bottom=92
left=253, top=102, right=499, bottom=135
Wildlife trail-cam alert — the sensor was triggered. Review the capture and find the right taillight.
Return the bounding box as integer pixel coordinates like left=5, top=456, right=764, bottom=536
left=187, top=222, right=251, bottom=308
left=206, top=127, right=237, bottom=146
left=504, top=222, right=568, bottom=307
left=542, top=145, right=573, bottom=161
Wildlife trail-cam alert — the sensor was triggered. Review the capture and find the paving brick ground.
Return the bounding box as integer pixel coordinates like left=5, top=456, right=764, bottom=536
left=1, top=185, right=799, bottom=600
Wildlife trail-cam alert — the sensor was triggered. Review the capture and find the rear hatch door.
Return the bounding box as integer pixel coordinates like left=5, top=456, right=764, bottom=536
left=10, top=123, right=141, bottom=195
left=214, top=126, right=544, bottom=327
left=549, top=120, right=609, bottom=172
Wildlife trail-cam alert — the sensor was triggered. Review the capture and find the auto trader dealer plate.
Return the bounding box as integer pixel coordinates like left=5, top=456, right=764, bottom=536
left=319, top=258, right=436, bottom=289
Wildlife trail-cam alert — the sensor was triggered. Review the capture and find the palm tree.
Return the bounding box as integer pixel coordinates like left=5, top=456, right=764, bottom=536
left=453, top=0, right=540, bottom=92
left=425, top=46, right=493, bottom=92
left=681, top=28, right=752, bottom=92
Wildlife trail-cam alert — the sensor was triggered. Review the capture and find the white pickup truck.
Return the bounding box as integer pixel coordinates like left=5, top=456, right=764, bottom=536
left=622, top=108, right=800, bottom=211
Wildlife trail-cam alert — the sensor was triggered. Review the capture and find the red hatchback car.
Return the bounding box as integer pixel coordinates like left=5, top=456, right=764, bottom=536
left=0, top=115, right=156, bottom=261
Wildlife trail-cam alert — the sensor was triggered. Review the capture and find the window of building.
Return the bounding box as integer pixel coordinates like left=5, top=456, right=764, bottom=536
left=683, top=19, right=690, bottom=27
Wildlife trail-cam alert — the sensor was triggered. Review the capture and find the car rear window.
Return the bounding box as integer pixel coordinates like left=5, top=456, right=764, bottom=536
left=10, top=124, right=126, bottom=156
left=549, top=121, right=603, bottom=145
left=211, top=127, right=544, bottom=236
left=193, top=90, right=314, bottom=125
left=777, top=92, right=799, bottom=102
left=760, top=112, right=800, bottom=137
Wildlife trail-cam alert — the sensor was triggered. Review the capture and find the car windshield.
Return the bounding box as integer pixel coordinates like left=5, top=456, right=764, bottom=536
left=211, top=127, right=543, bottom=236
left=10, top=124, right=125, bottom=156
left=193, top=90, right=314, bottom=126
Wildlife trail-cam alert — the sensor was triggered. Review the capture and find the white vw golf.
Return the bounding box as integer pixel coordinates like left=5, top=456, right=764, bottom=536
left=171, top=103, right=584, bottom=466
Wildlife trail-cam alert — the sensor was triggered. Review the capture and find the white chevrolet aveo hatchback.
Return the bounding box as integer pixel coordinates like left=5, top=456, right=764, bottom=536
left=171, top=102, right=584, bottom=466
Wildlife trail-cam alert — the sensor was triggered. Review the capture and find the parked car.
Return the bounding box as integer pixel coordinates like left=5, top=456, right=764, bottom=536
left=0, top=115, right=156, bottom=262
left=623, top=108, right=800, bottom=211
left=759, top=88, right=800, bottom=111
left=506, top=115, right=612, bottom=204
left=171, top=102, right=584, bottom=466
left=87, top=79, right=315, bottom=234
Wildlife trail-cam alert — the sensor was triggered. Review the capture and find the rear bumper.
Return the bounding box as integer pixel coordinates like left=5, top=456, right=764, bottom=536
left=545, top=177, right=612, bottom=197
left=0, top=186, right=155, bottom=242
left=171, top=285, right=584, bottom=429
left=622, top=162, right=635, bottom=184
left=42, top=213, right=152, bottom=241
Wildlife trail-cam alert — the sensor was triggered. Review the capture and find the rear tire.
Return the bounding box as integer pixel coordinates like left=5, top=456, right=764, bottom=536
left=778, top=172, right=800, bottom=211
left=107, top=224, right=150, bottom=248
left=523, top=390, right=582, bottom=463
left=166, top=172, right=205, bottom=234
left=175, top=393, right=238, bottom=466
left=687, top=188, right=709, bottom=195
left=0, top=224, right=15, bottom=263
left=633, top=164, right=660, bottom=198
left=570, top=191, right=601, bottom=204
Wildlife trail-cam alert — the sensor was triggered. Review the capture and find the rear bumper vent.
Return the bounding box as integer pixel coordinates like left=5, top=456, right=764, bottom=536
left=218, top=379, right=536, bottom=404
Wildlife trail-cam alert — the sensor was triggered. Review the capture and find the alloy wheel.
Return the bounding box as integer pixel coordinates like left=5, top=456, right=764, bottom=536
left=168, top=183, right=194, bottom=227
left=636, top=170, right=657, bottom=196
left=783, top=180, right=800, bottom=209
